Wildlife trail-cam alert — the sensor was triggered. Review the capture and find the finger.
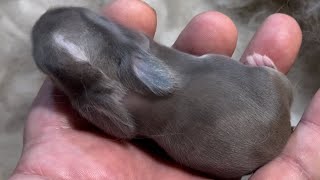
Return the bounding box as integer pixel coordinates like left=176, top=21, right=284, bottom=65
left=102, top=0, right=157, bottom=38
left=241, top=13, right=302, bottom=74
left=173, top=11, right=238, bottom=56
left=251, top=90, right=320, bottom=180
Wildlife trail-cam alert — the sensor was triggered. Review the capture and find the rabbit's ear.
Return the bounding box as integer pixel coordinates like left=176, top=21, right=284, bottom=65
left=130, top=52, right=180, bottom=96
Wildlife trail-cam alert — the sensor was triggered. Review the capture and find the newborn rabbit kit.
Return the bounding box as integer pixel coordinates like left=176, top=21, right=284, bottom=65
left=32, top=7, right=292, bottom=178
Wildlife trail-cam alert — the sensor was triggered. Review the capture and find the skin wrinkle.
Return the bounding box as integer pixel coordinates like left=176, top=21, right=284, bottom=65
left=289, top=120, right=320, bottom=179
left=24, top=133, right=118, bottom=179
left=278, top=153, right=311, bottom=180
left=12, top=172, right=50, bottom=180
left=299, top=118, right=320, bottom=138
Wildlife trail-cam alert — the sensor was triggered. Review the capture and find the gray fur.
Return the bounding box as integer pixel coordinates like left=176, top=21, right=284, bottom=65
left=32, top=7, right=292, bottom=179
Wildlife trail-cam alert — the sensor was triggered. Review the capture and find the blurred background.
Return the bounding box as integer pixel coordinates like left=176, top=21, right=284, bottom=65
left=0, top=0, right=319, bottom=179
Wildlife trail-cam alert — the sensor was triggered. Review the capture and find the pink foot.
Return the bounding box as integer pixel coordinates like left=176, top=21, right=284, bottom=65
left=243, top=53, right=277, bottom=70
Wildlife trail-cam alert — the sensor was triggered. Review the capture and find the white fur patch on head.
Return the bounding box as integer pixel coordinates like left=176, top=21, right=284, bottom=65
left=53, top=33, right=89, bottom=63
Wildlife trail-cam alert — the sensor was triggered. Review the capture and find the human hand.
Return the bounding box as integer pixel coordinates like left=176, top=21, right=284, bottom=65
left=11, top=0, right=317, bottom=179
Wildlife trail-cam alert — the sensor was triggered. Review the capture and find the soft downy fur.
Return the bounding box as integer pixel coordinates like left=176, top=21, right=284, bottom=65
left=32, top=7, right=293, bottom=178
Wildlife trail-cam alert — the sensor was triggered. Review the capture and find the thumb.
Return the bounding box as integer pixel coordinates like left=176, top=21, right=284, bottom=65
left=251, top=89, right=320, bottom=179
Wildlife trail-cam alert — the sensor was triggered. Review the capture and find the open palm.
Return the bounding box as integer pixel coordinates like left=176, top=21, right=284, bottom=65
left=10, top=1, right=320, bottom=179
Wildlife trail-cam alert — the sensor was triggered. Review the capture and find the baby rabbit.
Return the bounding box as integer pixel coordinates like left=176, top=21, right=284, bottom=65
left=32, top=7, right=292, bottom=178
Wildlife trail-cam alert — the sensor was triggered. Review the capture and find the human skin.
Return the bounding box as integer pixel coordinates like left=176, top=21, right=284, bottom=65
left=10, top=0, right=320, bottom=179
